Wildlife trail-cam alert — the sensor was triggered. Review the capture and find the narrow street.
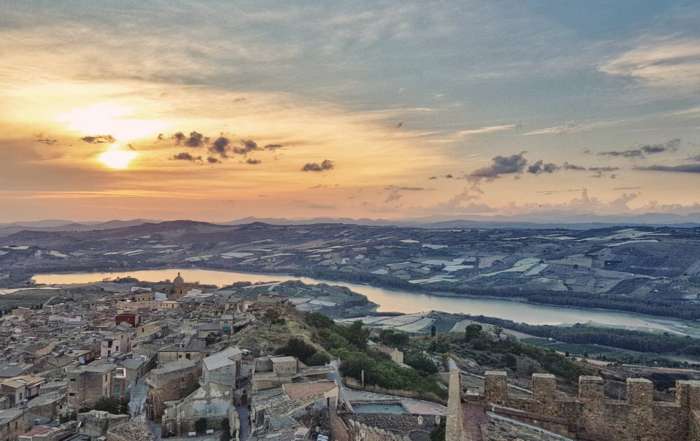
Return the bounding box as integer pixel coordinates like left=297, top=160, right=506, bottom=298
left=236, top=405, right=250, bottom=441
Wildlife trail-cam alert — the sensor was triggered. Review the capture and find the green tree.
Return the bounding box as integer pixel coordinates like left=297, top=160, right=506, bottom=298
left=264, top=308, right=281, bottom=330
left=430, top=419, right=446, bottom=441
left=405, top=351, right=438, bottom=375
left=465, top=324, right=482, bottom=341
left=275, top=337, right=317, bottom=362
left=493, top=326, right=503, bottom=339
left=92, top=397, right=128, bottom=414
left=220, top=418, right=231, bottom=441
left=195, top=418, right=208, bottom=434
left=344, top=321, right=370, bottom=350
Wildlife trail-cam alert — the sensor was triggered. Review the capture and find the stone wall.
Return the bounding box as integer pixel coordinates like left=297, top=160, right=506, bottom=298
left=344, top=418, right=409, bottom=441
left=446, top=368, right=466, bottom=441
left=448, top=368, right=700, bottom=441
left=77, top=411, right=129, bottom=439
left=145, top=361, right=201, bottom=421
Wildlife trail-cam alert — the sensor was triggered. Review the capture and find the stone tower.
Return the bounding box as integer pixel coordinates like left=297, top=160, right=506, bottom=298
left=171, top=272, right=186, bottom=299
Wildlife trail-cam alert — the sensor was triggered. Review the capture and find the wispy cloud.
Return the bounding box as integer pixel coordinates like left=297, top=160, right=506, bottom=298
left=598, top=139, right=680, bottom=159
left=637, top=164, right=700, bottom=174
left=600, top=37, right=700, bottom=88
left=457, top=124, right=517, bottom=136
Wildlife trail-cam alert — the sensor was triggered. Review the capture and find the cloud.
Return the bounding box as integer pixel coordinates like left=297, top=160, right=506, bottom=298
left=264, top=144, right=283, bottom=151
left=185, top=131, right=207, bottom=148
left=689, top=154, right=700, bottom=162
left=172, top=131, right=208, bottom=148
left=588, top=166, right=620, bottom=178
left=246, top=158, right=261, bottom=165
left=210, top=136, right=231, bottom=157
left=385, top=186, right=427, bottom=191
left=302, top=159, right=334, bottom=172
left=172, top=152, right=202, bottom=162
left=206, top=156, right=220, bottom=164
left=637, top=164, right=700, bottom=174
left=562, top=162, right=586, bottom=171
left=233, top=139, right=260, bottom=155
left=468, top=153, right=527, bottom=181
left=457, top=124, right=517, bottom=136
left=600, top=38, right=700, bottom=88
left=598, top=139, right=680, bottom=159
left=527, top=160, right=559, bottom=175
left=35, top=135, right=57, bottom=145
left=385, top=190, right=403, bottom=203
left=81, top=135, right=115, bottom=144
left=613, top=186, right=641, bottom=191
left=523, top=119, right=624, bottom=136
left=383, top=185, right=428, bottom=203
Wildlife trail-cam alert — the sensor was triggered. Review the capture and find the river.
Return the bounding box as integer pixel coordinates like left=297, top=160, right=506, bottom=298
left=32, top=268, right=700, bottom=337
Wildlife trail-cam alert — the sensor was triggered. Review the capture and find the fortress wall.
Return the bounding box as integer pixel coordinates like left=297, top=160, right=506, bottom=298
left=480, top=371, right=700, bottom=441
left=446, top=368, right=466, bottom=441
left=689, top=410, right=700, bottom=441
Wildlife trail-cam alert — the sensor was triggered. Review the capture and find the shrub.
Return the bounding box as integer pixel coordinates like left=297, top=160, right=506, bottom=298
left=307, top=351, right=331, bottom=366
left=405, top=351, right=438, bottom=375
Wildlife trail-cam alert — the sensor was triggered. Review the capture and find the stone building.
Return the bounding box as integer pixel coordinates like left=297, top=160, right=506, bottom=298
left=157, top=337, right=208, bottom=364
left=0, top=376, right=44, bottom=407
left=145, top=359, right=201, bottom=421
left=202, top=347, right=243, bottom=388
left=161, top=382, right=236, bottom=437
left=17, top=425, right=70, bottom=441
left=25, top=391, right=67, bottom=421
left=250, top=380, right=338, bottom=437
left=0, top=408, right=28, bottom=441
left=252, top=356, right=332, bottom=392
left=446, top=367, right=700, bottom=441
left=77, top=411, right=129, bottom=439
left=169, top=273, right=187, bottom=300
left=66, top=362, right=118, bottom=410
left=100, top=332, right=131, bottom=358
left=115, top=313, right=140, bottom=328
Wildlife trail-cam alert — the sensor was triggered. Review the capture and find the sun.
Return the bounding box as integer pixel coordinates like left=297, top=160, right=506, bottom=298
left=98, top=145, right=138, bottom=170
left=56, top=102, right=168, bottom=142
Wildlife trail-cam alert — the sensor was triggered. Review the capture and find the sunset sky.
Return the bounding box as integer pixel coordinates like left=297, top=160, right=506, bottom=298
left=1, top=0, right=699, bottom=222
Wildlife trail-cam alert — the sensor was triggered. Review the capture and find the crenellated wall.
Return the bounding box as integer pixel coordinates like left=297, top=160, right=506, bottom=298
left=448, top=368, right=700, bottom=441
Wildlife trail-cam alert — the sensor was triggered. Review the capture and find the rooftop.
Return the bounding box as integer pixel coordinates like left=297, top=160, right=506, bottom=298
left=203, top=346, right=242, bottom=371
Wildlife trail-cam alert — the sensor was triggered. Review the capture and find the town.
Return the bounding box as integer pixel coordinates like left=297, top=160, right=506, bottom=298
left=4, top=271, right=700, bottom=441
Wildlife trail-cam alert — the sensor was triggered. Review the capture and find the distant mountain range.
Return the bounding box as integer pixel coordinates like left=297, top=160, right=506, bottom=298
left=0, top=219, right=154, bottom=237
left=2, top=212, right=700, bottom=237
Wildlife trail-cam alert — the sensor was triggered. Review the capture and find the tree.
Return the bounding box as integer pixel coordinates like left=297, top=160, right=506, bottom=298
left=493, top=326, right=503, bottom=339
left=465, top=324, right=482, bottom=341
left=379, top=329, right=409, bottom=348
left=195, top=418, right=208, bottom=434
left=275, top=338, right=316, bottom=363
left=92, top=397, right=128, bottom=414
left=306, top=312, right=334, bottom=329
left=264, top=308, right=281, bottom=330
left=405, top=351, right=438, bottom=375
left=220, top=418, right=231, bottom=441
left=344, top=321, right=370, bottom=350
left=307, top=351, right=331, bottom=366
left=430, top=419, right=445, bottom=441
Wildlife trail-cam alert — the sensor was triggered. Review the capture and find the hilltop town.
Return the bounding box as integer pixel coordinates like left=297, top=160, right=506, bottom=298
left=3, top=271, right=700, bottom=441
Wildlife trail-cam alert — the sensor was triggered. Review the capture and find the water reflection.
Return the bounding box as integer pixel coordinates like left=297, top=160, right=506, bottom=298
left=32, top=268, right=698, bottom=336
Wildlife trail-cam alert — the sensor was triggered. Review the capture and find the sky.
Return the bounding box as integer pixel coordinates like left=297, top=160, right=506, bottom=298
left=1, top=0, right=699, bottom=223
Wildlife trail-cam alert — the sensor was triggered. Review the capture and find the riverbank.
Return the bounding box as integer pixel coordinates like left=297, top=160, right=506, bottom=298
left=29, top=266, right=700, bottom=337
